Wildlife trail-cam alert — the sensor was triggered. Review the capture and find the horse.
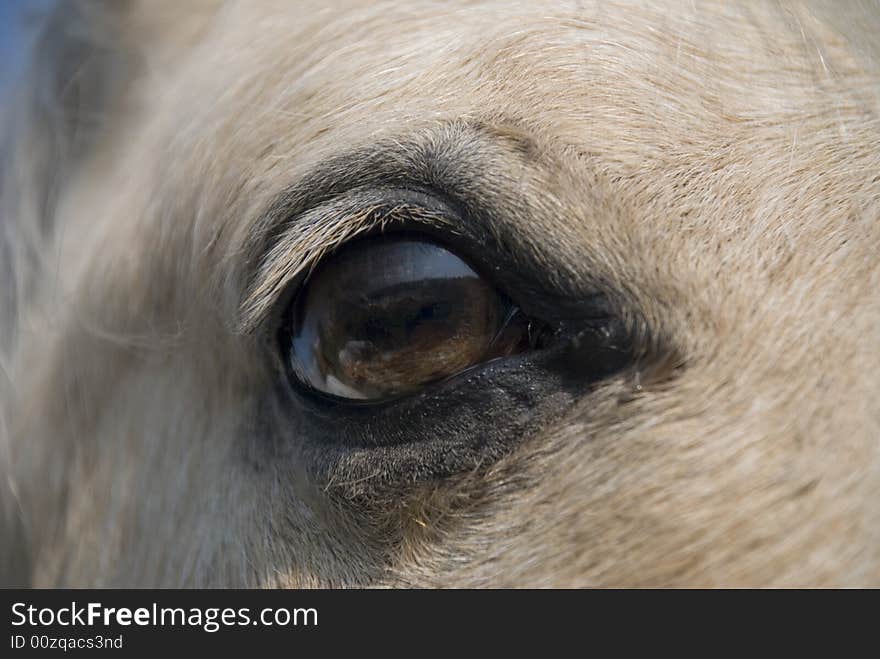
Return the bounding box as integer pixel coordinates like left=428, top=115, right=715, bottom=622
left=1, top=0, right=878, bottom=586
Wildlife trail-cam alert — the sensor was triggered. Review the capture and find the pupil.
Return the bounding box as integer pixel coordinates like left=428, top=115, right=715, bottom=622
left=415, top=301, right=450, bottom=323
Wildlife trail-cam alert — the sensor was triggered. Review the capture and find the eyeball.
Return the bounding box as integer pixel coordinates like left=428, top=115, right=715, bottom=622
left=285, top=236, right=533, bottom=402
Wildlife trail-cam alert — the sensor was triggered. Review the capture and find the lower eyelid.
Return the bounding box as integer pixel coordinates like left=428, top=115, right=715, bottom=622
left=271, top=319, right=638, bottom=492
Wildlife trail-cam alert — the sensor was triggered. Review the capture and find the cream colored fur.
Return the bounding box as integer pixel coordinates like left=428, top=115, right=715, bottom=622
left=1, top=0, right=879, bottom=586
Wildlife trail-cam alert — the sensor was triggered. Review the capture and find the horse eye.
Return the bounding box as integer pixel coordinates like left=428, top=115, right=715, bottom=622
left=284, top=236, right=540, bottom=402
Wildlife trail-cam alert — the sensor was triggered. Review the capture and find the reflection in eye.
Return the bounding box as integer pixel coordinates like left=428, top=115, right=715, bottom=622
left=286, top=237, right=537, bottom=401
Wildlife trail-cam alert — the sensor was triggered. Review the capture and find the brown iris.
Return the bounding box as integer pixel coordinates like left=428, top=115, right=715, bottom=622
left=287, top=236, right=531, bottom=401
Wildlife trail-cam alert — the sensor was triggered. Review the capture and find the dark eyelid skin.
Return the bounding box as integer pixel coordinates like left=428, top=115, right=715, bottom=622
left=238, top=120, right=619, bottom=338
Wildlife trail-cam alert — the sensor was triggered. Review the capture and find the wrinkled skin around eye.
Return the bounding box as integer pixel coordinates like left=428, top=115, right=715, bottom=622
left=288, top=237, right=527, bottom=401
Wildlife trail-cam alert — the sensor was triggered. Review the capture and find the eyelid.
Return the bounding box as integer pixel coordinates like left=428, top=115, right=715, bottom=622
left=237, top=189, right=459, bottom=334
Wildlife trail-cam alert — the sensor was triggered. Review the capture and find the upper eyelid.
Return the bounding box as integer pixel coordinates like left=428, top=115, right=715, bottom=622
left=231, top=122, right=495, bottom=335
left=236, top=189, right=458, bottom=334
left=233, top=118, right=621, bottom=335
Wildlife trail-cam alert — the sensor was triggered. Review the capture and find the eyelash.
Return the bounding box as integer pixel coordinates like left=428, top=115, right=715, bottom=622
left=240, top=189, right=462, bottom=334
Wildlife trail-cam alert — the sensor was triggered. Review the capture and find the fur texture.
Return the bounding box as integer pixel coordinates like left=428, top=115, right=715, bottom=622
left=1, top=0, right=879, bottom=587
